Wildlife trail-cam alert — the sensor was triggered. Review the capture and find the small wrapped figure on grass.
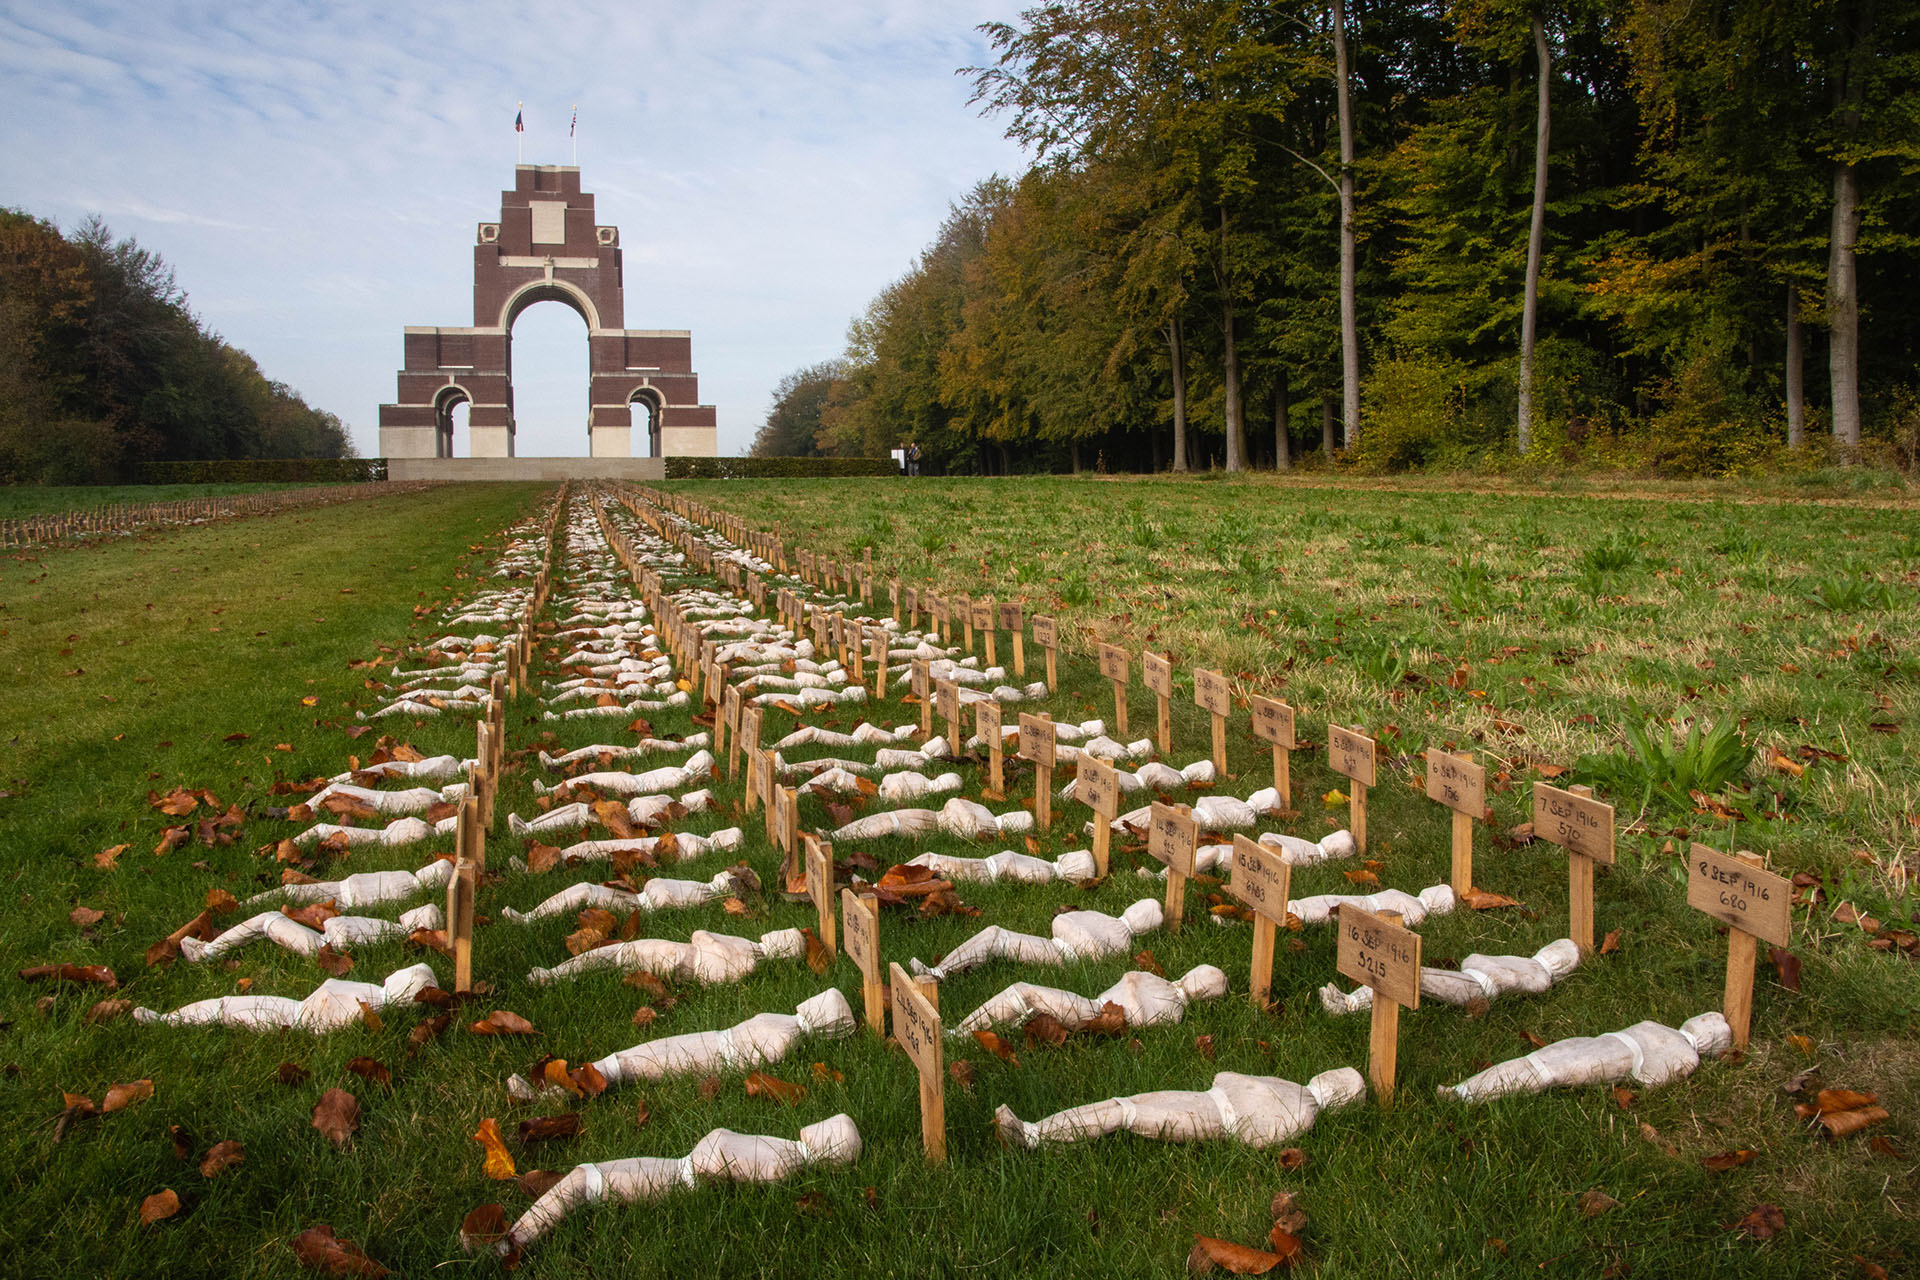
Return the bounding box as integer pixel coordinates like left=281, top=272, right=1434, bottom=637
left=995, top=1067, right=1364, bottom=1150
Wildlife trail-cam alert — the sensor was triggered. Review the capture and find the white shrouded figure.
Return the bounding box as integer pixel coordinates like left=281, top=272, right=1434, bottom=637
left=1286, top=883, right=1456, bottom=927
left=180, top=905, right=444, bottom=961
left=906, top=848, right=1098, bottom=885
left=994, top=1067, right=1365, bottom=1150
left=909, top=899, right=1164, bottom=983
left=529, top=928, right=806, bottom=986
left=506, top=989, right=854, bottom=1098
left=498, top=868, right=753, bottom=922
left=531, top=751, right=714, bottom=798
left=828, top=800, right=1033, bottom=843
left=508, top=827, right=744, bottom=873
left=508, top=789, right=712, bottom=838
left=291, top=814, right=449, bottom=849
left=489, top=1115, right=862, bottom=1256
left=1438, top=1012, right=1732, bottom=1102
left=327, top=754, right=471, bottom=784
left=1140, top=830, right=1357, bottom=881
left=537, top=735, right=708, bottom=769
left=304, top=781, right=468, bottom=816
left=955, top=964, right=1228, bottom=1035
left=132, top=963, right=438, bottom=1033
left=1320, top=939, right=1581, bottom=1014
left=243, top=858, right=455, bottom=910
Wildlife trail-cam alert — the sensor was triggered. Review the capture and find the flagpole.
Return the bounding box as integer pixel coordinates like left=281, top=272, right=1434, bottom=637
left=571, top=104, right=578, bottom=166
left=516, top=100, right=524, bottom=165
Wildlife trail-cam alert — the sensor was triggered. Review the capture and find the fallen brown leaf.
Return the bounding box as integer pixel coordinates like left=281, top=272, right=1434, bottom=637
left=1577, top=1189, right=1619, bottom=1218
left=469, top=1010, right=536, bottom=1036
left=744, top=1071, right=807, bottom=1105
left=290, top=1223, right=389, bottom=1277
left=1269, top=1190, right=1307, bottom=1234
left=1702, top=1149, right=1757, bottom=1172
left=1190, top=1234, right=1287, bottom=1274
left=140, top=1188, right=181, bottom=1225
left=310, top=1088, right=360, bottom=1147
left=345, top=1058, right=391, bottom=1090
left=1725, top=1203, right=1785, bottom=1239
left=473, top=1117, right=516, bottom=1179
left=200, top=1140, right=246, bottom=1178
left=1276, top=1147, right=1307, bottom=1171
left=517, top=1113, right=583, bottom=1143
left=102, top=1079, right=154, bottom=1113
left=517, top=1169, right=566, bottom=1198
left=459, top=1203, right=509, bottom=1252
left=1600, top=929, right=1621, bottom=955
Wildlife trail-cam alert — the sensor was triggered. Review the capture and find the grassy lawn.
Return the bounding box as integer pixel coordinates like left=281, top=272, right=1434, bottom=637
left=1, top=474, right=1914, bottom=1277
left=0, top=482, right=326, bottom=520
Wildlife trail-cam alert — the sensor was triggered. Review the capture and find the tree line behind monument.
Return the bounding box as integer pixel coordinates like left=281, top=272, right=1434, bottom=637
left=754, top=0, right=1920, bottom=478
left=0, top=208, right=352, bottom=484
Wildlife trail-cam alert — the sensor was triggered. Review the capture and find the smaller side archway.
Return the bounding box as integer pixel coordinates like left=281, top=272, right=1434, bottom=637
left=629, top=387, right=664, bottom=459
left=434, top=384, right=473, bottom=458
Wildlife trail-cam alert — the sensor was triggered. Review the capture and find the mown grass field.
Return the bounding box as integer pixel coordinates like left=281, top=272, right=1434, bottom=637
left=0, top=482, right=322, bottom=520
left=0, top=473, right=1914, bottom=1279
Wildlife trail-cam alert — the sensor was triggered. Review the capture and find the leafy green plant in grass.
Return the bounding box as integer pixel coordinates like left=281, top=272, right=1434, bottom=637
left=1058, top=576, right=1093, bottom=607
left=918, top=529, right=944, bottom=556
left=1444, top=557, right=1495, bottom=611
left=1352, top=638, right=1411, bottom=687
left=1709, top=526, right=1764, bottom=559
left=1578, top=534, right=1640, bottom=575
left=1576, top=715, right=1754, bottom=816
left=1802, top=571, right=1896, bottom=613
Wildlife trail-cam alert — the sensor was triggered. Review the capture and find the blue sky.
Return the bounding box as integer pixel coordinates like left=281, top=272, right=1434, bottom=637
left=0, top=1, right=1033, bottom=457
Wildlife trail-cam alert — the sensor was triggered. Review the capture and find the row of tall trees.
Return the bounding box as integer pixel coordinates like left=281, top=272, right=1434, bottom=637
left=761, top=0, right=1919, bottom=475
left=0, top=208, right=352, bottom=483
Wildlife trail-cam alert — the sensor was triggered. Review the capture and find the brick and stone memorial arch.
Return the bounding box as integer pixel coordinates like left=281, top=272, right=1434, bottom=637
left=378, top=165, right=716, bottom=478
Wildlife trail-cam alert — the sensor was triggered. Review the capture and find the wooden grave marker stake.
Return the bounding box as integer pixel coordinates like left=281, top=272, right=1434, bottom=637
left=1336, top=903, right=1421, bottom=1102
left=748, top=746, right=772, bottom=826
left=1032, top=614, right=1058, bottom=689
left=842, top=888, right=884, bottom=1034
left=1018, top=712, right=1056, bottom=831
left=1248, top=695, right=1295, bottom=809
left=805, top=835, right=836, bottom=959
left=933, top=675, right=960, bottom=756
left=926, top=594, right=946, bottom=644
left=775, top=784, right=801, bottom=891
left=1143, top=652, right=1174, bottom=757
left=1327, top=724, right=1378, bottom=853
left=711, top=667, right=729, bottom=762
left=723, top=685, right=743, bottom=779
left=740, top=707, right=764, bottom=810
left=889, top=578, right=902, bottom=624
left=1097, top=642, right=1131, bottom=737
left=1229, top=834, right=1293, bottom=1008
left=911, top=659, right=933, bottom=738
left=1686, top=843, right=1791, bottom=1051
left=1424, top=749, right=1486, bottom=898
left=1079, top=753, right=1121, bottom=877
left=1194, top=667, right=1233, bottom=775
left=848, top=614, right=864, bottom=685
left=977, top=596, right=998, bottom=668
left=1147, top=801, right=1197, bottom=932
left=448, top=796, right=481, bottom=992
left=977, top=699, right=1004, bottom=795
left=889, top=961, right=946, bottom=1163
left=870, top=626, right=889, bottom=699
left=957, top=592, right=975, bottom=653
left=1533, top=782, right=1615, bottom=954
left=904, top=585, right=919, bottom=633
left=1000, top=600, right=1025, bottom=678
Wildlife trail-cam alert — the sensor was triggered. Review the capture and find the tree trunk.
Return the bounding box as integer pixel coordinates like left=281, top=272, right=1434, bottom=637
left=1222, top=312, right=1246, bottom=472
left=1072, top=439, right=1083, bottom=473
left=1167, top=316, right=1190, bottom=471
left=1332, top=0, right=1361, bottom=448
left=1517, top=15, right=1550, bottom=457
left=1321, top=393, right=1338, bottom=454
left=1274, top=374, right=1292, bottom=471
left=1829, top=162, right=1861, bottom=450
left=1785, top=283, right=1805, bottom=448
left=1149, top=430, right=1162, bottom=473
left=999, top=442, right=1012, bottom=475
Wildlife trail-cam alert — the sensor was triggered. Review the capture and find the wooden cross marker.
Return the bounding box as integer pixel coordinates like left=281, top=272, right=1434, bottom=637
left=1229, top=834, right=1292, bottom=1008
left=977, top=596, right=998, bottom=668
left=811, top=605, right=830, bottom=657
left=927, top=594, right=947, bottom=644
left=1686, top=843, right=1791, bottom=1051
left=714, top=682, right=732, bottom=769
left=1533, top=782, right=1615, bottom=953
left=1097, top=642, right=1131, bottom=737
left=869, top=627, right=889, bottom=699
left=936, top=677, right=963, bottom=757
left=1018, top=712, right=1056, bottom=830
left=1147, top=802, right=1197, bottom=932
left=957, top=592, right=975, bottom=653
left=977, top=699, right=1004, bottom=795
left=1193, top=668, right=1232, bottom=774
left=1248, top=696, right=1295, bottom=809
left=1327, top=724, right=1377, bottom=853
left=911, top=659, right=933, bottom=738
left=1000, top=600, right=1025, bottom=677
left=748, top=745, right=771, bottom=820
left=889, top=962, right=946, bottom=1163
left=1424, top=749, right=1486, bottom=897
left=1032, top=615, right=1058, bottom=689
left=1143, top=652, right=1174, bottom=756
left=848, top=615, right=865, bottom=685
left=805, top=835, right=836, bottom=959
left=775, top=785, right=801, bottom=890
left=739, top=707, right=763, bottom=807
left=904, top=585, right=919, bottom=632
left=889, top=578, right=902, bottom=624
left=1336, top=903, right=1421, bottom=1103
left=1079, top=753, right=1121, bottom=877
left=448, top=796, right=481, bottom=992
left=842, top=888, right=884, bottom=1034
left=832, top=610, right=849, bottom=667
left=472, top=722, right=494, bottom=834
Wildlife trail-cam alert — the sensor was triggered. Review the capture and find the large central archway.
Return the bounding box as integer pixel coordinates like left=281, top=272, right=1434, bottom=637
left=507, top=298, right=592, bottom=456
left=377, top=165, right=719, bottom=460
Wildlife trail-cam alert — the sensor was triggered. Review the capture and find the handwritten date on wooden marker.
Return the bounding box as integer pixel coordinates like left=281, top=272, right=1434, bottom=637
left=1098, top=642, right=1130, bottom=685
left=889, top=963, right=942, bottom=1077
left=843, top=889, right=877, bottom=981
left=1147, top=803, right=1198, bottom=876
left=1327, top=725, right=1377, bottom=787
left=1031, top=616, right=1058, bottom=650
left=1229, top=834, right=1293, bottom=923
left=976, top=699, right=1002, bottom=746
left=1532, top=783, right=1615, bottom=864
left=997, top=601, right=1023, bottom=632
left=1193, top=668, right=1232, bottom=718
left=1686, top=844, right=1791, bottom=947
left=1249, top=696, right=1295, bottom=748
left=935, top=678, right=961, bottom=726
left=1017, top=714, right=1057, bottom=768
left=1336, top=904, right=1422, bottom=1009
left=970, top=599, right=993, bottom=632
left=1424, top=749, right=1486, bottom=816
left=1143, top=653, right=1173, bottom=700
left=1079, top=755, right=1121, bottom=819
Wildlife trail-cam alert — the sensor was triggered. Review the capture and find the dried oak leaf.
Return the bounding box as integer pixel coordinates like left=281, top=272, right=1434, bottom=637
left=1770, top=948, right=1803, bottom=992
left=460, top=1202, right=510, bottom=1252
left=96, top=1077, right=154, bottom=1114
left=1134, top=949, right=1166, bottom=977
left=516, top=1113, right=583, bottom=1143
left=70, top=905, right=106, bottom=927
left=18, top=963, right=117, bottom=989
left=1577, top=1190, right=1619, bottom=1218
left=517, top=1168, right=566, bottom=1198
left=744, top=1071, right=807, bottom=1105
left=1600, top=929, right=1622, bottom=955
left=1275, top=1148, right=1307, bottom=1172
left=972, top=1031, right=1020, bottom=1066
left=311, top=1088, right=360, bottom=1147
left=803, top=927, right=833, bottom=975
left=1269, top=1190, right=1308, bottom=1234
left=473, top=1117, right=516, bottom=1179
left=1024, top=1012, right=1071, bottom=1048
left=276, top=1061, right=311, bottom=1087
left=200, top=1139, right=245, bottom=1178
left=345, top=1057, right=391, bottom=1089
left=1725, top=1203, right=1786, bottom=1239
left=1460, top=887, right=1521, bottom=911
left=86, top=998, right=132, bottom=1024
left=95, top=844, right=129, bottom=869
left=314, top=945, right=354, bottom=978
left=140, top=1188, right=181, bottom=1225
left=1189, top=1234, right=1288, bottom=1274
left=470, top=1010, right=536, bottom=1036
left=949, top=1060, right=977, bottom=1092
left=1702, top=1149, right=1757, bottom=1172
left=290, top=1223, right=389, bottom=1277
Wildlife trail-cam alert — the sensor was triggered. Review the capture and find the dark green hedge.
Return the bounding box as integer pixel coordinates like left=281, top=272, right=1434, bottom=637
left=664, top=457, right=898, bottom=479
left=125, top=458, right=388, bottom=484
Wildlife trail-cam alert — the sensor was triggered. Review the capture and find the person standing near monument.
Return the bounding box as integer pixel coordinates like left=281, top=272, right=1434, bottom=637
left=905, top=441, right=922, bottom=477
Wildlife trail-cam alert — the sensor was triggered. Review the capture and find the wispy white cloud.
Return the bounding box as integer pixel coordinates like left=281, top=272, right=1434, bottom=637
left=0, top=0, right=1032, bottom=456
